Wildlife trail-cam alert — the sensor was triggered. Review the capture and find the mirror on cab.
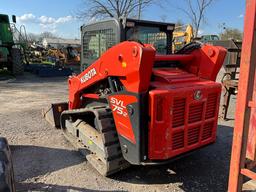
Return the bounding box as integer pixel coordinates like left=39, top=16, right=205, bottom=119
left=12, top=15, right=16, bottom=23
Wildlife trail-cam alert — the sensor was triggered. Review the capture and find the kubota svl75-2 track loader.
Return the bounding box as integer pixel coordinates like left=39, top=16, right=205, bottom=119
left=43, top=18, right=226, bottom=176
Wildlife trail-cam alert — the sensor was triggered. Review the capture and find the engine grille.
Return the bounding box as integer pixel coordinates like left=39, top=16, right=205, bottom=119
left=188, top=126, right=200, bottom=145
left=206, top=93, right=218, bottom=119
left=172, top=131, right=185, bottom=150
left=203, top=121, right=214, bottom=140
left=148, top=80, right=221, bottom=160
left=189, top=103, right=203, bottom=123
left=171, top=93, right=219, bottom=150
left=172, top=98, right=186, bottom=127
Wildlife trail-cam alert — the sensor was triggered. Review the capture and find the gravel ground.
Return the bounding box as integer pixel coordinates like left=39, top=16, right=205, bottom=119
left=0, top=73, right=236, bottom=192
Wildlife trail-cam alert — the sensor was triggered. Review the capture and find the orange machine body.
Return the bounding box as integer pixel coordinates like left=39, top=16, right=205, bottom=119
left=68, top=41, right=226, bottom=164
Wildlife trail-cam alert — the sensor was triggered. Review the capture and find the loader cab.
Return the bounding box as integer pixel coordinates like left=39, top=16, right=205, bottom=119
left=81, top=18, right=175, bottom=71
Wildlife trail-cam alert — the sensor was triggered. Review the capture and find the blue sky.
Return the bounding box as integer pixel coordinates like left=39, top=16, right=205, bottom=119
left=0, top=0, right=245, bottom=39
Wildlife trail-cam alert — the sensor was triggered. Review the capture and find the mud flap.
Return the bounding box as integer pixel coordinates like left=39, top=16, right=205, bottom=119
left=42, top=102, right=68, bottom=128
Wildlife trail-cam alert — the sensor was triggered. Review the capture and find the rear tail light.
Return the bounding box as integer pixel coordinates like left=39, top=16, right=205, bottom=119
left=156, top=97, right=163, bottom=121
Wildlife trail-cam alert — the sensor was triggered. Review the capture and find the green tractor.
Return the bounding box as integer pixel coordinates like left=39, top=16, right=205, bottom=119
left=0, top=14, right=23, bottom=75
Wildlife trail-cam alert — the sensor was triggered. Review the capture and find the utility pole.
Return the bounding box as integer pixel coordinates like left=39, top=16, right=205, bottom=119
left=138, top=0, right=142, bottom=19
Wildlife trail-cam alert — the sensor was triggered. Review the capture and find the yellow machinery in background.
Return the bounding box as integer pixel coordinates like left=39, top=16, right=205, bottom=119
left=173, top=24, right=194, bottom=52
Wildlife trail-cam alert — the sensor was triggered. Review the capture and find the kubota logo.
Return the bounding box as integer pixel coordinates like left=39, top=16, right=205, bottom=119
left=81, top=68, right=97, bottom=83
left=110, top=97, right=128, bottom=117
left=194, top=90, right=202, bottom=100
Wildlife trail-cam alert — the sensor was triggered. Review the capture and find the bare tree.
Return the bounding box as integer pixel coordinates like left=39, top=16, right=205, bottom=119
left=160, top=14, right=167, bottom=22
left=27, top=33, right=40, bottom=43
left=38, top=32, right=58, bottom=42
left=220, top=27, right=243, bottom=41
left=181, top=0, right=215, bottom=37
left=78, top=0, right=156, bottom=19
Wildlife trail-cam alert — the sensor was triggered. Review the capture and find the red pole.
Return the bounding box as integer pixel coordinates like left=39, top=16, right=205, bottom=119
left=228, top=0, right=256, bottom=191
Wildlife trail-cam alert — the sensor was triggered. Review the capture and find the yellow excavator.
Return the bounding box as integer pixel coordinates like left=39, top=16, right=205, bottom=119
left=173, top=24, right=194, bottom=52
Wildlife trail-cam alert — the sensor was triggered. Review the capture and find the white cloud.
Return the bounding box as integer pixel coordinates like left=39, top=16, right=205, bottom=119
left=39, top=15, right=73, bottom=25
left=198, top=29, right=204, bottom=36
left=17, top=13, right=74, bottom=34
left=38, top=16, right=73, bottom=34
left=56, top=16, right=73, bottom=24
left=39, top=16, right=56, bottom=24
left=17, top=14, right=74, bottom=25
left=17, top=13, right=36, bottom=23
left=238, top=14, right=244, bottom=18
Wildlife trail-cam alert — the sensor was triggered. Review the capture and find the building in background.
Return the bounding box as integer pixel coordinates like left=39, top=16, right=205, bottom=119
left=42, top=38, right=80, bottom=49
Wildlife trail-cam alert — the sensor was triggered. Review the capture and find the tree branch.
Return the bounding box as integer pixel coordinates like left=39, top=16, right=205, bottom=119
left=181, top=0, right=215, bottom=37
left=77, top=0, right=157, bottom=19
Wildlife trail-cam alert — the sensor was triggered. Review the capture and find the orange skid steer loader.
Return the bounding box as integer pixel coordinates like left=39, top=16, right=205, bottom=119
left=43, top=18, right=226, bottom=176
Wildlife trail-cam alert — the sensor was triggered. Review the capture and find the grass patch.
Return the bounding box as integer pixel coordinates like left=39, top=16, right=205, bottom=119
left=41, top=61, right=55, bottom=65
left=28, top=61, right=55, bottom=65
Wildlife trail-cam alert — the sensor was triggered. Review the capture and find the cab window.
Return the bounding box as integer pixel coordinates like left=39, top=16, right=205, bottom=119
left=83, top=28, right=116, bottom=60
left=126, top=26, right=168, bottom=54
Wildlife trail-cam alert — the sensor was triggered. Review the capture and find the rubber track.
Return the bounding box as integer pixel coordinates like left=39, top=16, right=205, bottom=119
left=61, top=106, right=130, bottom=176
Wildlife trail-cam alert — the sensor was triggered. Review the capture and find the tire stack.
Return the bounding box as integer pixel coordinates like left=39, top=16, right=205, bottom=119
left=0, top=137, right=15, bottom=192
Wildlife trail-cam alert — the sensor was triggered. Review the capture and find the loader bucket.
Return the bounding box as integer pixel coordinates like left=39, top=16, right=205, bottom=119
left=42, top=102, right=68, bottom=128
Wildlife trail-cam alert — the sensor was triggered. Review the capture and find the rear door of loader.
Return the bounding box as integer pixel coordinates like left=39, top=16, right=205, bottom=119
left=80, top=19, right=120, bottom=71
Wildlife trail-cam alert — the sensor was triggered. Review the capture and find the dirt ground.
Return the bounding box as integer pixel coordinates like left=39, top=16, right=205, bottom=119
left=0, top=73, right=236, bottom=192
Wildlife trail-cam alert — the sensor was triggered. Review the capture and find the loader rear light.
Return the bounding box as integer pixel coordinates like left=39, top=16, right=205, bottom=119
left=156, top=97, right=163, bottom=121
left=122, top=61, right=127, bottom=68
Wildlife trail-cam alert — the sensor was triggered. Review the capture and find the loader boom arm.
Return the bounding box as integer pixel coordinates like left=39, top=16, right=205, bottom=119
left=68, top=41, right=156, bottom=109
left=69, top=41, right=226, bottom=110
